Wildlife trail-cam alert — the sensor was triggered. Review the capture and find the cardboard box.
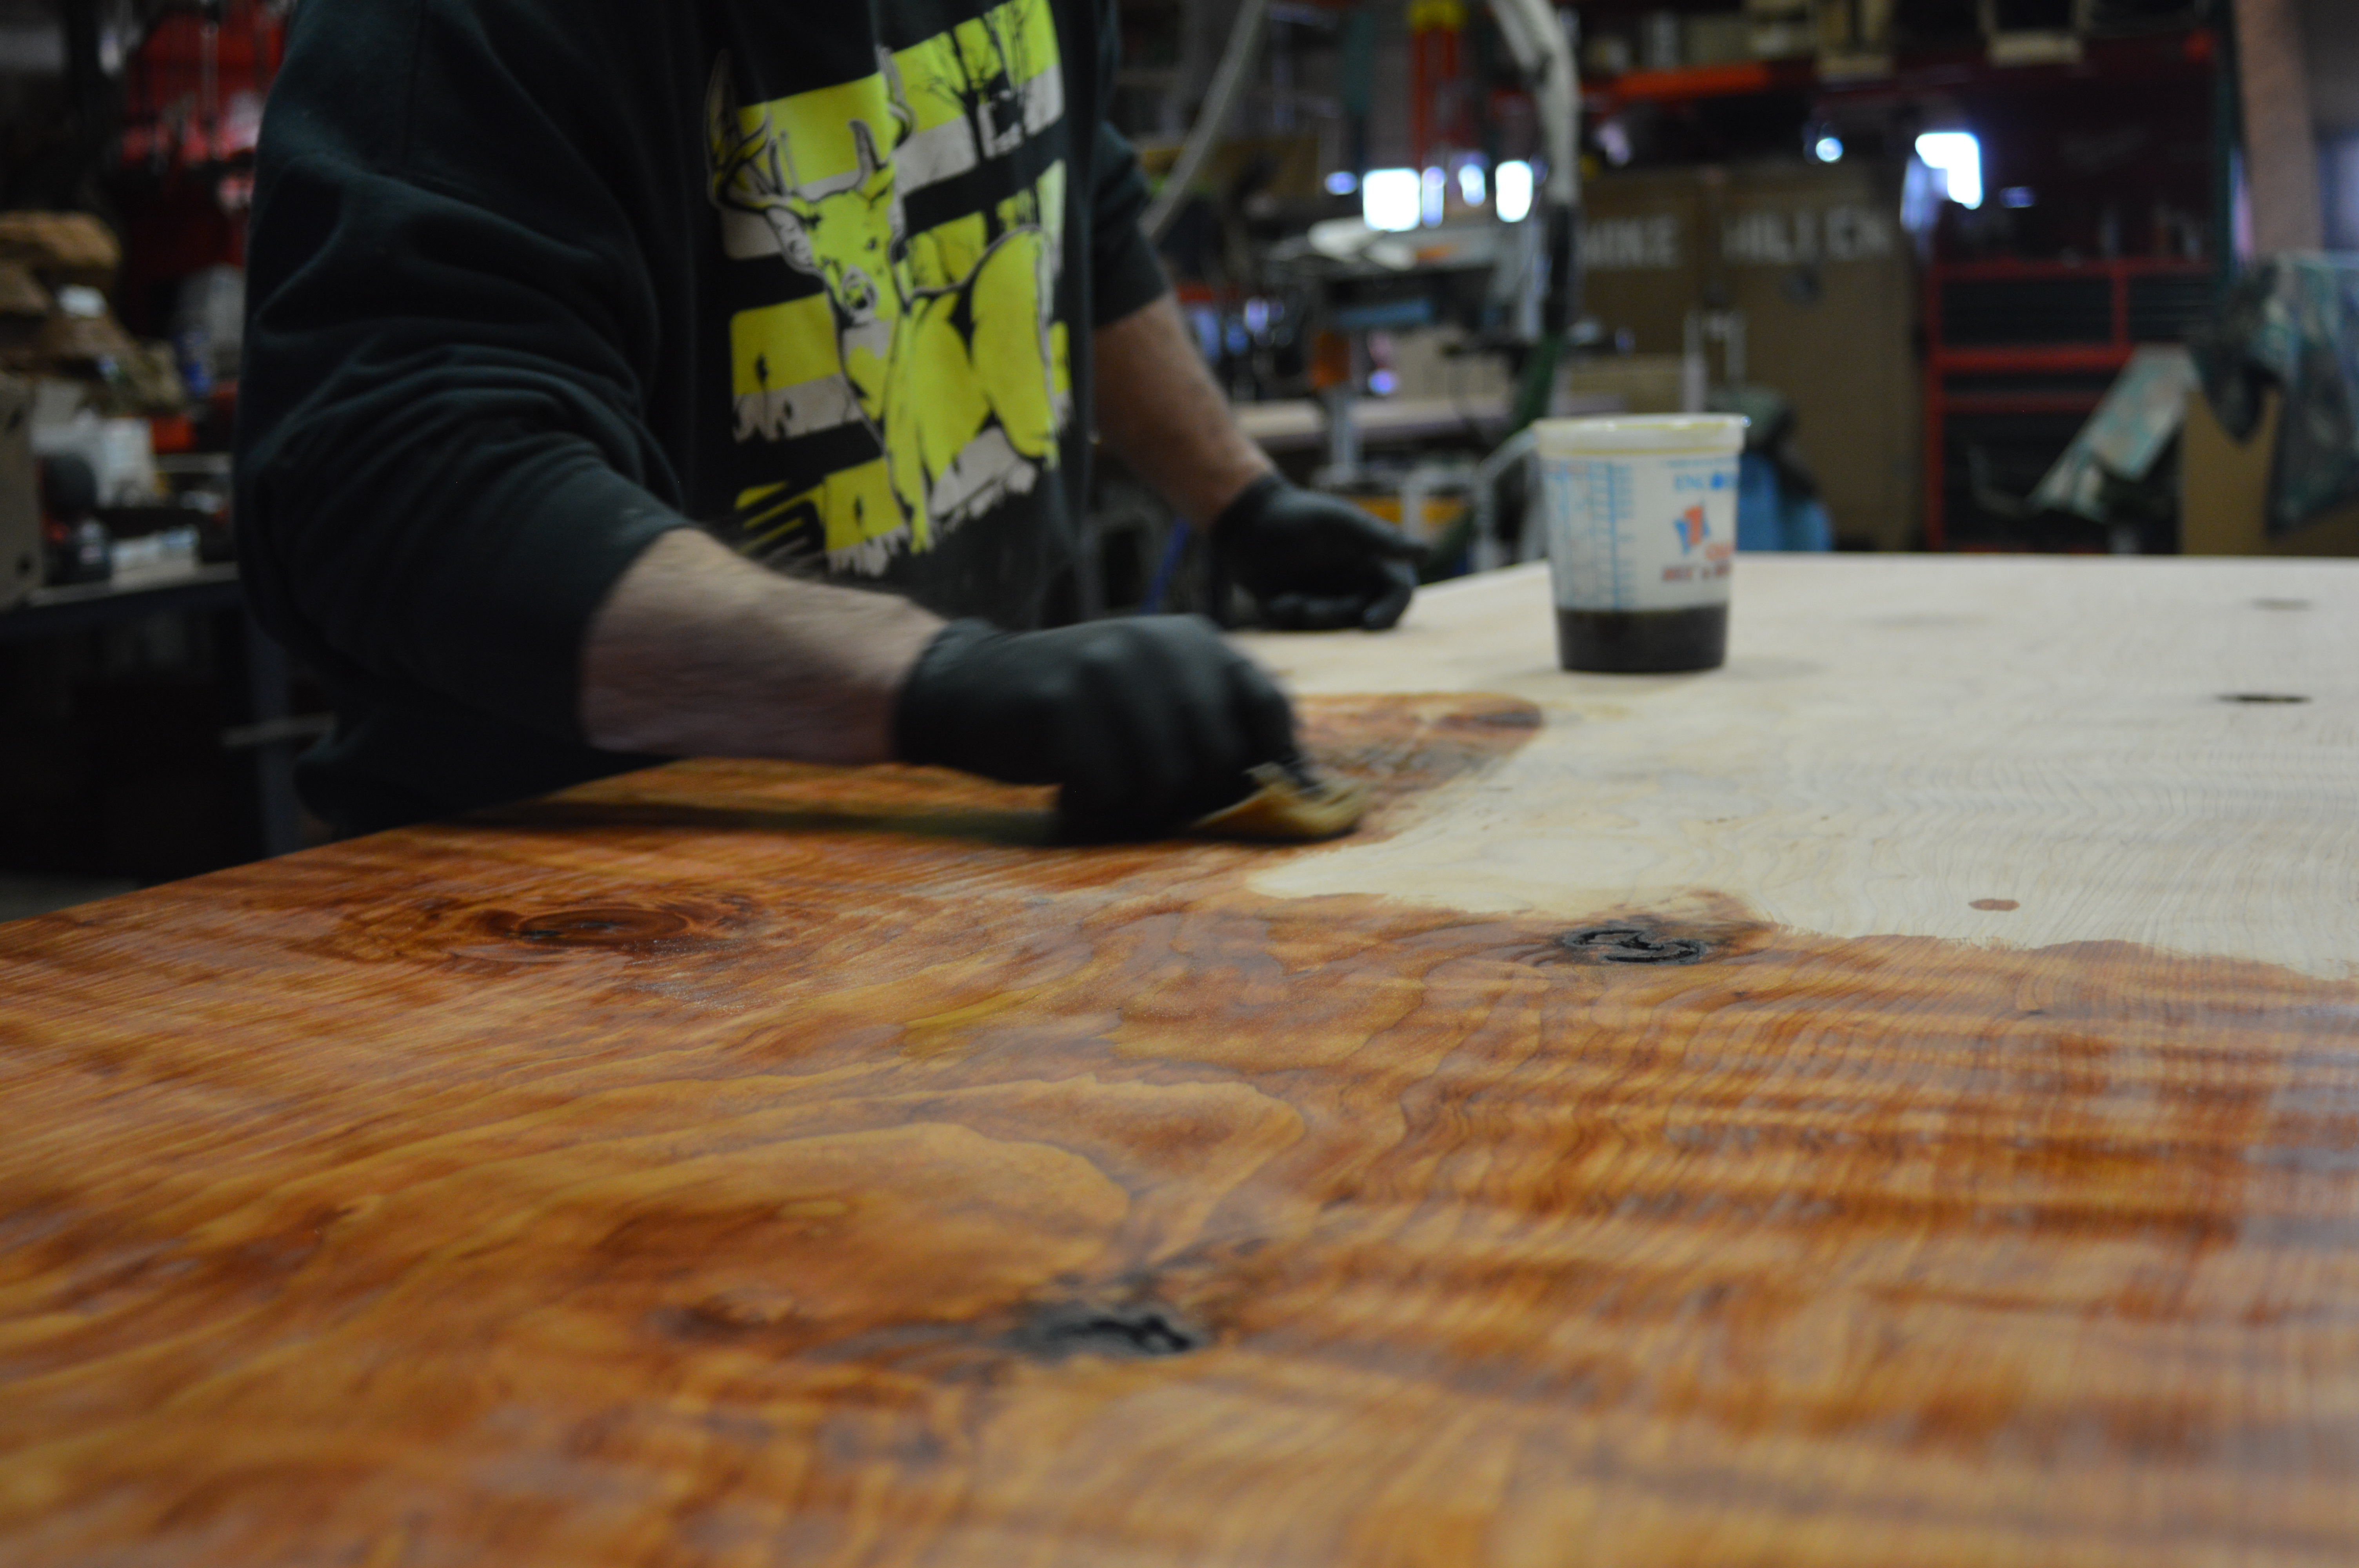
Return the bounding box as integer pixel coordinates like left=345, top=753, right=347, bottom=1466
left=2181, top=388, right=2359, bottom=556
left=1579, top=163, right=1921, bottom=548
left=1563, top=354, right=1686, bottom=414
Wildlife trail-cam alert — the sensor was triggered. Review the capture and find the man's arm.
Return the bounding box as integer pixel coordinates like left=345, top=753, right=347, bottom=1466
left=1092, top=294, right=1428, bottom=630
left=1074, top=78, right=1417, bottom=630
left=580, top=530, right=940, bottom=763
left=1092, top=293, right=1273, bottom=524
left=573, top=289, right=1294, bottom=763
left=579, top=527, right=1297, bottom=838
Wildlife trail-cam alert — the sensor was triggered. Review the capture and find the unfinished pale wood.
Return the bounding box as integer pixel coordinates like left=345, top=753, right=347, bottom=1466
left=1241, top=555, right=2359, bottom=978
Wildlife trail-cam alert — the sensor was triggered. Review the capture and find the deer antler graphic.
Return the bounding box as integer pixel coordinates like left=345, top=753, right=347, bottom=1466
left=704, top=57, right=805, bottom=219
left=878, top=47, right=916, bottom=147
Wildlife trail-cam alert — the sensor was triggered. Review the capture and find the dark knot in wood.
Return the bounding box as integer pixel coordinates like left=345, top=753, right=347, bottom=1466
left=494, top=906, right=694, bottom=948
left=1556, top=925, right=1711, bottom=966
left=1019, top=1302, right=1208, bottom=1361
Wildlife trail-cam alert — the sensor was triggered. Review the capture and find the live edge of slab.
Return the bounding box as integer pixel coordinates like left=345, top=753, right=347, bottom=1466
left=2, top=555, right=2356, bottom=1568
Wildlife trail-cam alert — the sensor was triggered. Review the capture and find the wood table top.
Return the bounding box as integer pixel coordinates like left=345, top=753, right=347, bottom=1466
left=4, top=554, right=2357, bottom=1566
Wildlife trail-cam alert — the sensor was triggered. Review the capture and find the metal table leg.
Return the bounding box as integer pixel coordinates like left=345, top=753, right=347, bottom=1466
left=241, top=612, right=302, bottom=858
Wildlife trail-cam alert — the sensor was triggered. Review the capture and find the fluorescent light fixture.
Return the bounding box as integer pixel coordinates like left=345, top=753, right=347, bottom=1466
left=1457, top=161, right=1486, bottom=206
left=1361, top=168, right=1421, bottom=232
left=1325, top=170, right=1359, bottom=195
left=1914, top=131, right=1983, bottom=210
left=1495, top=159, right=1534, bottom=223
left=1813, top=134, right=1843, bottom=164
left=2000, top=185, right=2035, bottom=209
left=1420, top=167, right=1446, bottom=227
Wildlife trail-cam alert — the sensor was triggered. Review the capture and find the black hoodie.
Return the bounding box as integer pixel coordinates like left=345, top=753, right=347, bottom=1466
left=236, top=0, right=1168, bottom=833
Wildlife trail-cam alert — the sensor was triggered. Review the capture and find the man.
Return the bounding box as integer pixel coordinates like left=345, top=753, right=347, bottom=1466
left=236, top=0, right=1425, bottom=840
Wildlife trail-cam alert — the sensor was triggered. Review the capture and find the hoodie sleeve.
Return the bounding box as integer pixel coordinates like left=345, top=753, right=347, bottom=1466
left=1085, top=1, right=1169, bottom=327
left=234, top=0, right=691, bottom=744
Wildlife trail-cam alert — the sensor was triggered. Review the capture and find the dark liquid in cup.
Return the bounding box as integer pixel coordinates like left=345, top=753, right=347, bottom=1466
left=1556, top=604, right=1727, bottom=673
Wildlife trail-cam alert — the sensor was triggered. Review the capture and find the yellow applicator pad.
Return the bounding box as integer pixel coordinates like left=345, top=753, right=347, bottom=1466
left=1192, top=760, right=1372, bottom=843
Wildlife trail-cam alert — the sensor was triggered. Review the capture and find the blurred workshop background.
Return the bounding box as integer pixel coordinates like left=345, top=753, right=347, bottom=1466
left=0, top=0, right=2352, bottom=915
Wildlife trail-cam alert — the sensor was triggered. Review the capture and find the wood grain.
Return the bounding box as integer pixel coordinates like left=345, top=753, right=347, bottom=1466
left=1240, top=556, right=2359, bottom=979
left=3, top=678, right=2359, bottom=1565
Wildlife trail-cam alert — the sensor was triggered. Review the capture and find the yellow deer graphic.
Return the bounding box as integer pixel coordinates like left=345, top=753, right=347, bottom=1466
left=705, top=56, right=1060, bottom=554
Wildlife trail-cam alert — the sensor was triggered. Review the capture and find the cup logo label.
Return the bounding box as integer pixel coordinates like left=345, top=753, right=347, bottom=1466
left=1543, top=450, right=1739, bottom=612
left=1674, top=505, right=1708, bottom=554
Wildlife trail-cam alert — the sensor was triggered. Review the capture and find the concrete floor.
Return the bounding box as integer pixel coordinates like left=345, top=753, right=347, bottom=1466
left=0, top=874, right=138, bottom=925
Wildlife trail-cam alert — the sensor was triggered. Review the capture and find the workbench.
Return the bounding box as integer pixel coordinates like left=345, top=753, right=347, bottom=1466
left=4, top=554, right=2355, bottom=1566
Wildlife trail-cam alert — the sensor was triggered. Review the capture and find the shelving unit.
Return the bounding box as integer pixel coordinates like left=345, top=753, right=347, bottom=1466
left=1923, top=256, right=2216, bottom=548
left=1585, top=57, right=1817, bottom=113
left=1578, top=18, right=2219, bottom=118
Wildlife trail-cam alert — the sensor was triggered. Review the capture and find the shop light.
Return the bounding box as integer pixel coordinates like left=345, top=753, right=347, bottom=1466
left=1325, top=170, right=1359, bottom=195
left=1457, top=161, right=1486, bottom=206
left=1813, top=134, right=1844, bottom=163
left=1495, top=159, right=1534, bottom=223
left=1914, top=131, right=1983, bottom=210
left=1362, top=168, right=1421, bottom=231
left=1421, top=167, right=1447, bottom=226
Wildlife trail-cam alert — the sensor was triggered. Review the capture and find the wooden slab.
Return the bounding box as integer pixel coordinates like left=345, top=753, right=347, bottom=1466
left=4, top=557, right=2359, bottom=1565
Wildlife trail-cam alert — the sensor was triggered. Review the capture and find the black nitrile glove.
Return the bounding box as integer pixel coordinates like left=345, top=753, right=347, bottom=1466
left=894, top=615, right=1298, bottom=840
left=1212, top=474, right=1430, bottom=632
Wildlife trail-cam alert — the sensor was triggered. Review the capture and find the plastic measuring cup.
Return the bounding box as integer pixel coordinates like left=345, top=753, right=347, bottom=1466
left=1533, top=414, right=1748, bottom=672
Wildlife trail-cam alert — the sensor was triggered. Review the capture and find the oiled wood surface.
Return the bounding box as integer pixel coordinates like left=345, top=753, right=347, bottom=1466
left=5, top=690, right=2359, bottom=1566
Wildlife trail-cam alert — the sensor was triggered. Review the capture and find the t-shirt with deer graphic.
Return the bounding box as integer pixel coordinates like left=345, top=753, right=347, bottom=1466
left=708, top=3, right=1084, bottom=583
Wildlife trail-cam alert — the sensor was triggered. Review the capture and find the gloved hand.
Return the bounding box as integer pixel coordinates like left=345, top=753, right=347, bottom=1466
left=894, top=615, right=1299, bottom=840
left=1212, top=474, right=1430, bottom=632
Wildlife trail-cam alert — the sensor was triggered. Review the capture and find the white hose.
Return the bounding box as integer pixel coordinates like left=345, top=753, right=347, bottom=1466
left=1487, top=0, right=1579, bottom=209
left=1470, top=425, right=1540, bottom=572
left=1143, top=0, right=1273, bottom=242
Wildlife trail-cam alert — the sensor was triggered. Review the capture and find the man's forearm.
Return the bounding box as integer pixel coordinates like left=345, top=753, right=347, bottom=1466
left=1093, top=294, right=1273, bottom=526
left=579, top=528, right=942, bottom=763
left=583, top=293, right=1276, bottom=763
